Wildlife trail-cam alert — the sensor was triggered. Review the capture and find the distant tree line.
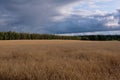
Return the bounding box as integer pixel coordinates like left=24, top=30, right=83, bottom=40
left=0, top=31, right=79, bottom=40
left=79, top=35, right=120, bottom=41
left=0, top=31, right=120, bottom=41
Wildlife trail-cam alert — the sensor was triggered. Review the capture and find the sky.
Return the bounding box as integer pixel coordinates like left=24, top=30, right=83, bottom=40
left=0, top=0, right=120, bottom=35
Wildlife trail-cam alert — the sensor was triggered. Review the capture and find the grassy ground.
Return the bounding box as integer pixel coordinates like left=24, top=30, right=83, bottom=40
left=0, top=40, right=120, bottom=80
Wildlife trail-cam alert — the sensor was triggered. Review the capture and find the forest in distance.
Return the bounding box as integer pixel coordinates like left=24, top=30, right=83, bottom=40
left=0, top=31, right=120, bottom=41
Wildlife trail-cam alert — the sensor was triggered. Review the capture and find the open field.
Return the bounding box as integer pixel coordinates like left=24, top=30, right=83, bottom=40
left=0, top=40, right=120, bottom=80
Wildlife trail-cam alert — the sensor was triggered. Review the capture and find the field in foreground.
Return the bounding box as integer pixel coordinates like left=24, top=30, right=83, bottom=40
left=0, top=40, right=120, bottom=80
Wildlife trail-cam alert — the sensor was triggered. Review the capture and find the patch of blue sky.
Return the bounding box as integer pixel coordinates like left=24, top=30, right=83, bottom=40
left=94, top=0, right=120, bottom=12
left=73, top=0, right=120, bottom=13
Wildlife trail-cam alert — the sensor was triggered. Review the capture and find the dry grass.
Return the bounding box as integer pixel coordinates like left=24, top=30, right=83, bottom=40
left=0, top=40, right=120, bottom=80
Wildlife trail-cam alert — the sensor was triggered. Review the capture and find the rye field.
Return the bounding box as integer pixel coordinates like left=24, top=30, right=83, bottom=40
left=0, top=40, right=120, bottom=80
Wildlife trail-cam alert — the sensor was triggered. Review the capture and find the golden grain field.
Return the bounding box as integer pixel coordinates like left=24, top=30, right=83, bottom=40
left=0, top=40, right=120, bottom=80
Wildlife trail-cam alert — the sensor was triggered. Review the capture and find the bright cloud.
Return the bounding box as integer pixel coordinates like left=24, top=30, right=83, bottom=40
left=104, top=16, right=120, bottom=28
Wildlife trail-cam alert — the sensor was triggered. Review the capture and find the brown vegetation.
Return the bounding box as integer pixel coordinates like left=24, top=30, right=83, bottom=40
left=0, top=40, right=120, bottom=80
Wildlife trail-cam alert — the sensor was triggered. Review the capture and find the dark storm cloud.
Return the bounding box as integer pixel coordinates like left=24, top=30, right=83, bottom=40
left=0, top=0, right=80, bottom=33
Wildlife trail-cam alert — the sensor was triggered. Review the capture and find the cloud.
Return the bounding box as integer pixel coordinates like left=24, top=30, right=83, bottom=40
left=49, top=9, right=120, bottom=34
left=0, top=0, right=120, bottom=34
left=104, top=16, right=119, bottom=27
left=0, top=0, right=81, bottom=33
